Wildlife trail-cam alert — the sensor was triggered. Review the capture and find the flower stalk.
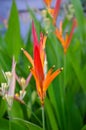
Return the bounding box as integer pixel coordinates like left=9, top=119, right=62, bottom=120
left=42, top=106, right=45, bottom=130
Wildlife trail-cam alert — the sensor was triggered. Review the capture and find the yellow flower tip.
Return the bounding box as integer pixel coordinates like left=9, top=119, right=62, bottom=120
left=52, top=65, right=55, bottom=69
left=60, top=67, right=63, bottom=71
left=21, top=48, right=24, bottom=52
left=28, top=66, right=32, bottom=70
left=15, top=93, right=19, bottom=97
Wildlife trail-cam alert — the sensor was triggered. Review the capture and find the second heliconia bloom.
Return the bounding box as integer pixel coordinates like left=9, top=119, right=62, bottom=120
left=22, top=21, right=63, bottom=106
left=55, top=18, right=77, bottom=53
left=43, top=0, right=62, bottom=25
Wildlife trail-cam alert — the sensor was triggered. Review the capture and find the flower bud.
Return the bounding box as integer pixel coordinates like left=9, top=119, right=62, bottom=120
left=19, top=90, right=26, bottom=100
left=20, top=77, right=26, bottom=89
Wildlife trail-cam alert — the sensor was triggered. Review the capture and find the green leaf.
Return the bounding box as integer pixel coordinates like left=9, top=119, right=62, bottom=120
left=0, top=37, right=10, bottom=70
left=81, top=125, right=86, bottom=130
left=68, top=50, right=86, bottom=92
left=12, top=118, right=43, bottom=130
left=11, top=101, right=24, bottom=118
left=45, top=98, right=59, bottom=130
left=0, top=118, right=9, bottom=130
left=0, top=99, right=7, bottom=117
left=0, top=118, right=27, bottom=130
left=5, top=0, right=22, bottom=61
left=48, top=84, right=62, bottom=130
left=71, top=0, right=86, bottom=42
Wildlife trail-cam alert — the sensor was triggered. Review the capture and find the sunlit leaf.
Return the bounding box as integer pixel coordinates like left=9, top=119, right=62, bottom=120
left=5, top=0, right=22, bottom=61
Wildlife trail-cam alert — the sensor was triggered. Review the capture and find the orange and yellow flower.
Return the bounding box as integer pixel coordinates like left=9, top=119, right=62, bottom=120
left=22, top=22, right=63, bottom=106
left=43, top=0, right=62, bottom=25
left=55, top=18, right=77, bottom=54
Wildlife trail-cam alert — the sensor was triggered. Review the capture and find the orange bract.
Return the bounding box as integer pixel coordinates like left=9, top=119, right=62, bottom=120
left=55, top=18, right=77, bottom=54
left=44, top=0, right=52, bottom=7
left=22, top=22, right=63, bottom=106
left=21, top=48, right=34, bottom=67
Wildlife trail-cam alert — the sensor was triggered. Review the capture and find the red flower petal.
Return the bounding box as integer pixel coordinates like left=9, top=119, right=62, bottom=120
left=32, top=21, right=39, bottom=47
left=34, top=45, right=44, bottom=83
left=53, top=0, right=61, bottom=24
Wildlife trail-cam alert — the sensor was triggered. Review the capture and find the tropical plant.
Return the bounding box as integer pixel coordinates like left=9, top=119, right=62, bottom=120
left=0, top=0, right=86, bottom=130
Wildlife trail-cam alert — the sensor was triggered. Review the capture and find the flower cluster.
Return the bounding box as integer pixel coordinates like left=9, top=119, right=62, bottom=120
left=0, top=58, right=32, bottom=108
left=0, top=0, right=77, bottom=108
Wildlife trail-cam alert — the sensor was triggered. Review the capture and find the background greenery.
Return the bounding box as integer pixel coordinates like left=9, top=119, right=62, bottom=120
left=0, top=0, right=86, bottom=130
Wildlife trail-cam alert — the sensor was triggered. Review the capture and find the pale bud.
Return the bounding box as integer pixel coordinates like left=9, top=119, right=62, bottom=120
left=5, top=94, right=13, bottom=109
left=20, top=77, right=26, bottom=89
left=1, top=83, right=8, bottom=96
left=5, top=72, right=12, bottom=86
left=5, top=72, right=12, bottom=79
left=19, top=90, right=26, bottom=100
left=41, top=10, right=47, bottom=18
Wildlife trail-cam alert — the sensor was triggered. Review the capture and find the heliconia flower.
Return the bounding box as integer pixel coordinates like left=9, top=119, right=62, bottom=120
left=55, top=18, right=77, bottom=54
left=22, top=22, right=63, bottom=106
left=43, top=0, right=61, bottom=25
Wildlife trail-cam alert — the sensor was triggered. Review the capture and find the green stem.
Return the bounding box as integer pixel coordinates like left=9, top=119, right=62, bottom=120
left=57, top=53, right=66, bottom=130
left=62, top=54, right=66, bottom=130
left=8, top=108, right=12, bottom=130
left=24, top=103, right=42, bottom=126
left=9, top=118, right=11, bottom=130
left=42, top=106, right=45, bottom=130
left=64, top=54, right=66, bottom=89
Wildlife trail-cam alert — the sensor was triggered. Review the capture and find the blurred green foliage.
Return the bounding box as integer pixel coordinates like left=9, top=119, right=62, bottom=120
left=0, top=0, right=86, bottom=130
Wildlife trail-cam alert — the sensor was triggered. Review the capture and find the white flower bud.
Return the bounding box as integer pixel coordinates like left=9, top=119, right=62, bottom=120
left=19, top=90, right=26, bottom=100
